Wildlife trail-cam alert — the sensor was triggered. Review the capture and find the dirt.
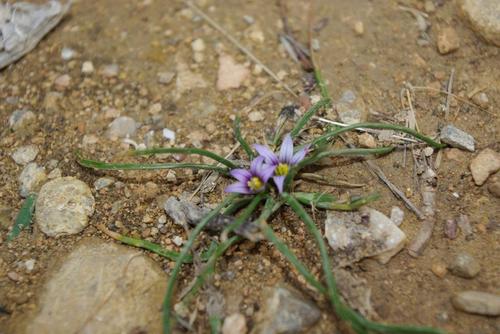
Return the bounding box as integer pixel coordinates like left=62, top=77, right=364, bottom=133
left=0, top=1, right=499, bottom=333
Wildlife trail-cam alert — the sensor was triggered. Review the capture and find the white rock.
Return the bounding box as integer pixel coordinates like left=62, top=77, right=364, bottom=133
left=470, top=148, right=500, bottom=185
left=216, top=54, right=249, bottom=90
left=54, top=74, right=71, bottom=90
left=9, top=109, right=35, bottom=131
left=47, top=168, right=62, bottom=179
left=191, top=38, right=206, bottom=52
left=162, top=128, right=176, bottom=141
left=26, top=238, right=166, bottom=333
left=61, top=47, right=75, bottom=60
left=100, top=64, right=119, bottom=77
left=157, top=71, right=175, bottom=84
left=248, top=111, right=264, bottom=122
left=106, top=116, right=138, bottom=139
left=172, top=236, right=183, bottom=246
left=222, top=313, right=247, bottom=334
left=452, top=291, right=500, bottom=316
left=35, top=177, right=95, bottom=237
left=11, top=145, right=39, bottom=165
left=19, top=163, right=47, bottom=197
left=81, top=61, right=94, bottom=74
left=94, top=177, right=115, bottom=190
left=390, top=206, right=404, bottom=226
left=25, top=259, right=36, bottom=272
left=325, top=207, right=406, bottom=265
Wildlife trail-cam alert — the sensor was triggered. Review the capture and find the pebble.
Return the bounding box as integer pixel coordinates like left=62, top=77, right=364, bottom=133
left=61, top=47, right=75, bottom=60
left=106, top=116, right=138, bottom=139
left=469, top=148, right=500, bottom=185
left=354, top=21, right=364, bottom=35
left=191, top=38, right=205, bottom=52
left=253, top=286, right=320, bottom=334
left=456, top=215, right=473, bottom=239
left=216, top=54, right=249, bottom=90
left=35, top=177, right=95, bottom=237
left=390, top=206, right=404, bottom=226
left=7, top=271, right=21, bottom=282
left=100, top=64, right=119, bottom=77
left=248, top=26, right=265, bottom=43
left=436, top=27, right=460, bottom=54
left=11, top=145, right=39, bottom=165
left=487, top=175, right=500, bottom=198
left=358, top=133, right=377, bottom=148
left=172, top=236, right=183, bottom=246
left=336, top=90, right=363, bottom=124
left=471, top=92, right=489, bottom=108
left=222, top=313, right=247, bottom=334
left=9, top=109, right=36, bottom=131
left=81, top=61, right=94, bottom=74
left=44, top=91, right=62, bottom=113
left=26, top=238, right=166, bottom=333
left=175, top=62, right=207, bottom=96
left=440, top=124, right=475, bottom=152
left=444, top=219, right=458, bottom=239
left=248, top=111, right=264, bottom=122
left=452, top=291, right=500, bottom=316
left=325, top=207, right=406, bottom=265
left=19, top=163, right=47, bottom=197
left=448, top=252, right=480, bottom=278
left=162, top=128, right=176, bottom=141
left=54, top=74, right=71, bottom=90
left=157, top=71, right=175, bottom=84
left=25, top=259, right=36, bottom=272
left=243, top=15, right=255, bottom=25
left=94, top=177, right=115, bottom=190
left=458, top=0, right=500, bottom=47
left=431, top=262, right=447, bottom=278
left=47, top=168, right=62, bottom=179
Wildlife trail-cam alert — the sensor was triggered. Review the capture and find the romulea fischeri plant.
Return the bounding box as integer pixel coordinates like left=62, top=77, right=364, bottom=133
left=77, top=71, right=447, bottom=334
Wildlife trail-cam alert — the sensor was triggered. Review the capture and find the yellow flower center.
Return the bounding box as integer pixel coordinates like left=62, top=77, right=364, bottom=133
left=275, top=163, right=289, bottom=176
left=247, top=176, right=263, bottom=191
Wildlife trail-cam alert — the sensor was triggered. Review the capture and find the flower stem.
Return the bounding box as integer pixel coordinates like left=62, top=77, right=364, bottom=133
left=234, top=116, right=255, bottom=159
left=130, top=147, right=237, bottom=169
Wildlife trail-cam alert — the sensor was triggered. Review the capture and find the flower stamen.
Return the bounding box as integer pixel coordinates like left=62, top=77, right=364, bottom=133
left=275, top=163, right=289, bottom=176
left=247, top=176, right=264, bottom=191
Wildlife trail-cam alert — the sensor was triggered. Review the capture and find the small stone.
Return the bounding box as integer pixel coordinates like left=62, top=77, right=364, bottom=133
left=191, top=38, right=205, bottom=52
left=311, top=38, right=320, bottom=51
left=81, top=61, right=94, bottom=74
left=162, top=128, right=176, bottom=141
left=25, top=259, right=36, bottom=272
left=448, top=252, right=480, bottom=278
left=216, top=54, right=249, bottom=90
left=424, top=0, right=436, bottom=13
left=106, top=116, right=138, bottom=139
left=44, top=92, right=62, bottom=113
left=61, top=47, right=76, bottom=60
left=157, top=71, right=175, bottom=84
left=11, top=145, right=39, bottom=165
left=253, top=286, right=320, bottom=334
left=54, top=74, right=71, bottom=91
left=19, top=163, right=47, bottom=197
left=452, top=291, right=500, bottom=316
left=444, top=219, right=458, bottom=239
left=456, top=215, right=473, bottom=239
left=148, top=103, right=162, bottom=115
left=440, top=125, right=475, bottom=152
left=243, top=15, right=255, bottom=25
left=166, top=170, right=177, bottom=182
left=353, top=21, right=364, bottom=35
left=470, top=148, right=500, bottom=185
left=487, top=175, right=500, bottom=198
left=47, top=168, right=62, bottom=179
left=172, top=236, right=183, bottom=246
left=437, top=27, right=460, bottom=54
left=423, top=147, right=434, bottom=157
left=471, top=92, right=489, bottom=108
left=248, top=27, right=265, bottom=43
left=390, top=206, right=404, bottom=226
left=431, top=262, right=447, bottom=278
left=100, top=64, right=119, bottom=77
left=94, top=177, right=115, bottom=190
left=222, top=313, right=247, bottom=334
left=193, top=52, right=204, bottom=63
left=7, top=272, right=21, bottom=282
left=248, top=111, right=264, bottom=122
left=35, top=177, right=95, bottom=237
left=175, top=62, right=207, bottom=96
left=458, top=0, right=500, bottom=47
left=9, top=109, right=36, bottom=131
left=358, top=133, right=376, bottom=148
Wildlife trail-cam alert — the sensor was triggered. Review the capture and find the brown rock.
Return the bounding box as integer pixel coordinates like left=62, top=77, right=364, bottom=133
left=437, top=27, right=460, bottom=54
left=487, top=174, right=500, bottom=198
left=358, top=133, right=377, bottom=148
left=470, top=148, right=500, bottom=185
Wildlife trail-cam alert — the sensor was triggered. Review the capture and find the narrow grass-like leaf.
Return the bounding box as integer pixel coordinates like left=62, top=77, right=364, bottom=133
left=314, top=68, right=330, bottom=101
left=234, top=116, right=254, bottom=159
left=7, top=194, right=36, bottom=241
left=76, top=151, right=228, bottom=174
left=163, top=194, right=237, bottom=333
left=294, top=192, right=380, bottom=211
left=310, top=122, right=446, bottom=149
left=222, top=197, right=252, bottom=215
left=290, top=97, right=331, bottom=139
left=130, top=147, right=236, bottom=169
left=209, top=316, right=221, bottom=334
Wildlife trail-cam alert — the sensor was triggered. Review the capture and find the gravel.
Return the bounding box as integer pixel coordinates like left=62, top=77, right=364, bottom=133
left=11, top=145, right=39, bottom=165
left=440, top=124, right=475, bottom=152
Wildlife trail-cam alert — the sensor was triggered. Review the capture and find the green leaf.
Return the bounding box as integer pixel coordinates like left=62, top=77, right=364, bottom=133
left=290, top=97, right=331, bottom=139
left=234, top=116, right=254, bottom=159
left=294, top=192, right=380, bottom=211
left=7, top=194, right=37, bottom=241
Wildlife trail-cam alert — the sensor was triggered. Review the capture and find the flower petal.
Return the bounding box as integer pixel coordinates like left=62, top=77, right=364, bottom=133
left=253, top=144, right=279, bottom=165
left=225, top=182, right=252, bottom=194
left=250, top=156, right=265, bottom=175
left=273, top=175, right=286, bottom=193
left=291, top=145, right=310, bottom=165
left=257, top=163, right=276, bottom=183
left=230, top=169, right=252, bottom=183
left=278, top=133, right=294, bottom=163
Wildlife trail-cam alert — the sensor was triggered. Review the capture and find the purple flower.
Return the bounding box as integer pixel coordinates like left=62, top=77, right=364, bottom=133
left=253, top=134, right=309, bottom=193
left=225, top=156, right=275, bottom=194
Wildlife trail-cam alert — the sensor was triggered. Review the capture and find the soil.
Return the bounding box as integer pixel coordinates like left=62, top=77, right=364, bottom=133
left=0, top=1, right=499, bottom=333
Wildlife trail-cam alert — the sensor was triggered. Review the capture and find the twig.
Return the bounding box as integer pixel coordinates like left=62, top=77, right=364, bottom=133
left=445, top=68, right=455, bottom=119
left=184, top=1, right=297, bottom=97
